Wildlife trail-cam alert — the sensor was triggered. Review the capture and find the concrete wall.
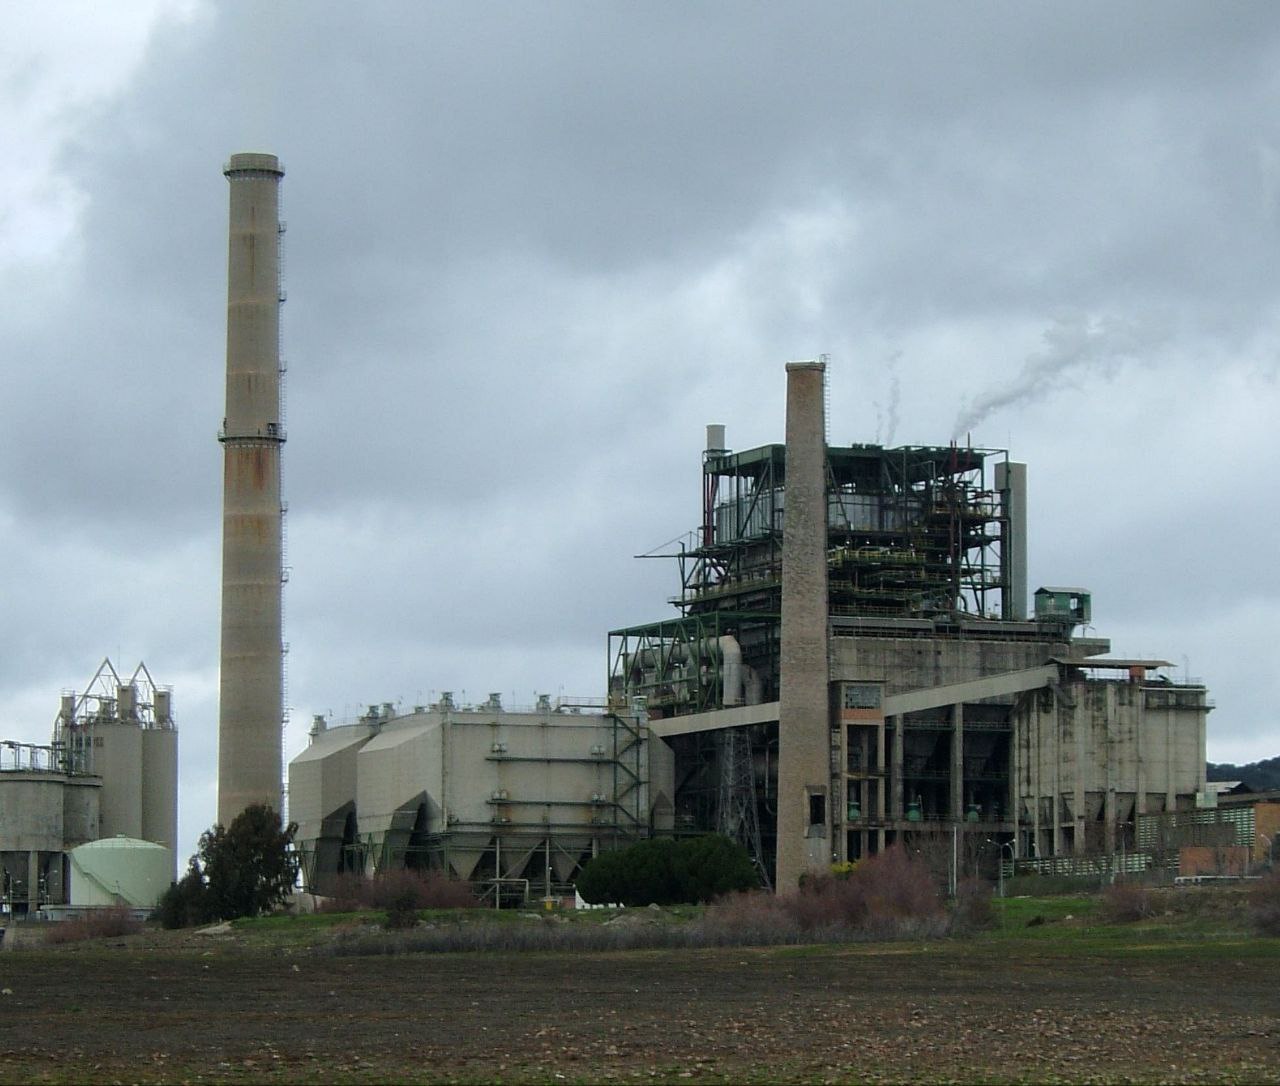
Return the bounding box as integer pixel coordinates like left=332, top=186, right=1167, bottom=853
left=0, top=776, right=73, bottom=853
left=61, top=778, right=101, bottom=846
left=1014, top=679, right=1209, bottom=856
left=0, top=774, right=101, bottom=910
left=832, top=632, right=1070, bottom=695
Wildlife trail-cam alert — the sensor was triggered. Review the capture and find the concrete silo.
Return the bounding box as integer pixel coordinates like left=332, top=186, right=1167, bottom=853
left=217, top=152, right=286, bottom=825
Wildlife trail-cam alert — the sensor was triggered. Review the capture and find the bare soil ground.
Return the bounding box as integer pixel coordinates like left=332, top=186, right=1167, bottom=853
left=0, top=930, right=1277, bottom=1084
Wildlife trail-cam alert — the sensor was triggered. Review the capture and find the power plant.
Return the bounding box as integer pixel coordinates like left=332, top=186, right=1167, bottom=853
left=217, top=153, right=287, bottom=826
left=289, top=351, right=1213, bottom=895
left=78, top=154, right=1222, bottom=897
left=606, top=360, right=1211, bottom=886
left=0, top=152, right=1220, bottom=911
left=0, top=660, right=178, bottom=915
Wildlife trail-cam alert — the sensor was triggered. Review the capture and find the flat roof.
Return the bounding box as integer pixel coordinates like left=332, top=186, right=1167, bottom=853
left=1051, top=657, right=1172, bottom=669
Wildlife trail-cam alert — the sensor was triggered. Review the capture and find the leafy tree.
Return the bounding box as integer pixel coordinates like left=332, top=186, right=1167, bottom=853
left=673, top=834, right=759, bottom=902
left=157, top=859, right=212, bottom=929
left=1207, top=756, right=1280, bottom=792
left=199, top=804, right=300, bottom=920
left=160, top=804, right=299, bottom=926
left=577, top=835, right=758, bottom=906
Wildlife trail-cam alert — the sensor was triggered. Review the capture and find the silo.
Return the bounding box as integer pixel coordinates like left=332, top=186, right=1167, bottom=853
left=90, top=718, right=144, bottom=840
left=218, top=152, right=286, bottom=825
left=141, top=728, right=178, bottom=870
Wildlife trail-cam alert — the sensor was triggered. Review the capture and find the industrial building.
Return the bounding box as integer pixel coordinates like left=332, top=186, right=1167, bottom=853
left=0, top=660, right=177, bottom=914
left=289, top=695, right=660, bottom=901
left=288, top=359, right=1211, bottom=897
left=608, top=361, right=1211, bottom=889
left=247, top=142, right=1208, bottom=896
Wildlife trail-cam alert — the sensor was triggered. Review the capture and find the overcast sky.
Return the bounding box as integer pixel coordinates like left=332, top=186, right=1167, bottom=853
left=4, top=2, right=1279, bottom=860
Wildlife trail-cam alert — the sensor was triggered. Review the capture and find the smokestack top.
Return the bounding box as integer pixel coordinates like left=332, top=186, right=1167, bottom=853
left=224, top=152, right=284, bottom=178
left=785, top=359, right=825, bottom=373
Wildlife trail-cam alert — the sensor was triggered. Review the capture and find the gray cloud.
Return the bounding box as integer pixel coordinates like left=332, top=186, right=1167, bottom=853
left=3, top=1, right=1280, bottom=853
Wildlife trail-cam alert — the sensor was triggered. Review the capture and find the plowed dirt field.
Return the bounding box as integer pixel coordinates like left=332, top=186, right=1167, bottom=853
left=1, top=936, right=1277, bottom=1083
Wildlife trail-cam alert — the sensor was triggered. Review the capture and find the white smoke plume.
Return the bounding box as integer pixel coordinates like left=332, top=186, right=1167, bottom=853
left=884, top=350, right=901, bottom=446
left=872, top=349, right=902, bottom=445
left=953, top=311, right=1157, bottom=441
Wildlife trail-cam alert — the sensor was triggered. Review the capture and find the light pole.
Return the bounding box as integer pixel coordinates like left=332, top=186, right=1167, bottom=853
left=987, top=837, right=1016, bottom=898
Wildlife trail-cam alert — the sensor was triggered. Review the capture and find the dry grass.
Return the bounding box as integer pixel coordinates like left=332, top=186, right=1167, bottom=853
left=1101, top=881, right=1156, bottom=923
left=1249, top=870, right=1280, bottom=935
left=42, top=906, right=142, bottom=945
left=318, top=870, right=477, bottom=914
left=324, top=846, right=951, bottom=956
left=951, top=877, right=996, bottom=933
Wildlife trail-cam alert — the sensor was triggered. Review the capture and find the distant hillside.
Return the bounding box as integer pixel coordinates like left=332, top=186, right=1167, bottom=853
left=1207, top=756, right=1280, bottom=793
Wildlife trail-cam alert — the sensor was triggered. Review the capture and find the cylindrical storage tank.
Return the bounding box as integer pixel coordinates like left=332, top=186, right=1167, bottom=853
left=117, top=684, right=138, bottom=721
left=154, top=689, right=173, bottom=726
left=88, top=720, right=144, bottom=839
left=141, top=727, right=179, bottom=876
left=68, top=837, right=174, bottom=908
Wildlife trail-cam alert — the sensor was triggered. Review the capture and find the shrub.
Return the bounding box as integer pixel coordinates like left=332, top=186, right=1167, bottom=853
left=576, top=835, right=759, bottom=906
left=702, top=845, right=945, bottom=940
left=1248, top=870, right=1280, bottom=935
left=368, top=869, right=477, bottom=911
left=316, top=871, right=369, bottom=914
left=674, top=835, right=761, bottom=903
left=1101, top=881, right=1154, bottom=923
left=383, top=889, right=420, bottom=930
left=951, top=877, right=996, bottom=933
left=317, top=869, right=477, bottom=914
left=837, top=845, right=945, bottom=937
left=44, top=906, right=142, bottom=945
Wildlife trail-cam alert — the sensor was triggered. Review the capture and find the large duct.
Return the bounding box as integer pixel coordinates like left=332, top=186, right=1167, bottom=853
left=217, top=152, right=286, bottom=825
left=775, top=360, right=832, bottom=891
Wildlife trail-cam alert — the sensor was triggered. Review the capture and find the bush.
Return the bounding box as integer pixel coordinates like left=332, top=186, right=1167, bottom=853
left=383, top=889, right=420, bottom=930
left=951, top=877, right=996, bottom=933
left=317, top=869, right=477, bottom=915
left=576, top=835, right=759, bottom=906
left=371, top=869, right=477, bottom=910
left=1101, top=881, right=1155, bottom=923
left=703, top=845, right=945, bottom=940
left=1248, top=871, right=1280, bottom=935
left=44, top=906, right=142, bottom=945
left=316, top=872, right=369, bottom=914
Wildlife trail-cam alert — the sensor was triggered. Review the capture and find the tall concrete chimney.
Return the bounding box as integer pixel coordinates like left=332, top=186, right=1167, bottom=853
left=218, top=152, right=285, bottom=825
left=775, top=360, right=831, bottom=891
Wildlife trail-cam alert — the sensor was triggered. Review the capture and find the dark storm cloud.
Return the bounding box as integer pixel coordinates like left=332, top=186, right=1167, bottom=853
left=4, top=1, right=1280, bottom=853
